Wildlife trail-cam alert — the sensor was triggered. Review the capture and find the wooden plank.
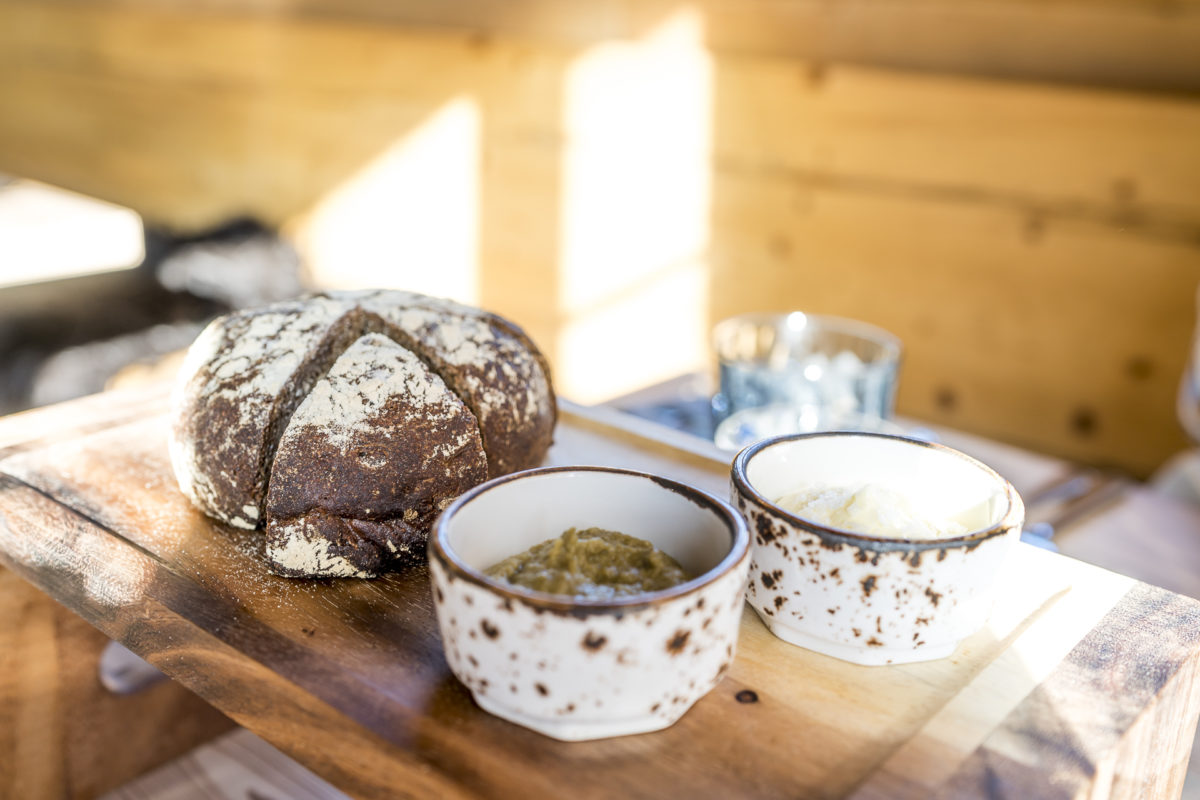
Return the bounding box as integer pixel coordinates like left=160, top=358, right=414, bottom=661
left=3, top=2, right=1199, bottom=231
left=0, top=1, right=575, bottom=231
left=943, top=584, right=1200, bottom=800
left=693, top=0, right=1200, bottom=94
left=855, top=582, right=1200, bottom=799
left=0, top=478, right=474, bottom=800
left=0, top=388, right=1197, bottom=798
left=0, top=564, right=234, bottom=799
left=850, top=571, right=1106, bottom=796
left=10, top=0, right=630, bottom=49
left=0, top=382, right=169, bottom=455
left=12, top=0, right=1200, bottom=92
left=709, top=171, right=1200, bottom=477
left=712, top=57, right=1200, bottom=228
left=1103, top=650, right=1200, bottom=800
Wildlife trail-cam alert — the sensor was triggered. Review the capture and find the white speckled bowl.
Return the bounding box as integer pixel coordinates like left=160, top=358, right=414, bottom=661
left=428, top=466, right=750, bottom=741
left=731, top=433, right=1024, bottom=666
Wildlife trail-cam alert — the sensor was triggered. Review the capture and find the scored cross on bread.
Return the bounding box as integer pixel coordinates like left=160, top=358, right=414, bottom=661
left=265, top=334, right=487, bottom=578
left=168, top=290, right=556, bottom=578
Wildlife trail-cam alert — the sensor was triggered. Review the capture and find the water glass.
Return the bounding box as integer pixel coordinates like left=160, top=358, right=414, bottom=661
left=711, top=312, right=902, bottom=444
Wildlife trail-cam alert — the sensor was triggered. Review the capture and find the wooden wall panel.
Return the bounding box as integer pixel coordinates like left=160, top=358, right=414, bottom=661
left=16, top=0, right=1200, bottom=92
left=713, top=59, right=1200, bottom=224
left=709, top=172, right=1199, bottom=476
left=0, top=2, right=575, bottom=232
left=692, top=0, right=1200, bottom=93
left=1, top=0, right=1198, bottom=473
left=706, top=56, right=1200, bottom=476
left=478, top=138, right=565, bottom=372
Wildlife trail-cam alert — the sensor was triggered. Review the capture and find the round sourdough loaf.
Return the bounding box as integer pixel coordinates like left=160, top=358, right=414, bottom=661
left=168, top=290, right=556, bottom=577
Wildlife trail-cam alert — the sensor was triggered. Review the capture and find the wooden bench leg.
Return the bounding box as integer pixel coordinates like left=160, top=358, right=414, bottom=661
left=0, top=567, right=235, bottom=799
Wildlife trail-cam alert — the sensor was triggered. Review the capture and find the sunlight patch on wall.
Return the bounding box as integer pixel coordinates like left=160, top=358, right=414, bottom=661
left=557, top=9, right=712, bottom=403
left=295, top=97, right=482, bottom=304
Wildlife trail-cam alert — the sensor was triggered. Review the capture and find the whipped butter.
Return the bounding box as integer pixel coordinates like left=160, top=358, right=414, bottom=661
left=774, top=484, right=968, bottom=540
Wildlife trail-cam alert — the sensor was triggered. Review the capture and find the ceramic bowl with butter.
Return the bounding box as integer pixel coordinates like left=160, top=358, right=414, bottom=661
left=731, top=432, right=1023, bottom=666
left=428, top=466, right=750, bottom=741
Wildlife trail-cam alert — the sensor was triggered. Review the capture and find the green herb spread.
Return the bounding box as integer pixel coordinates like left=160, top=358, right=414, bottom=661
left=484, top=527, right=690, bottom=600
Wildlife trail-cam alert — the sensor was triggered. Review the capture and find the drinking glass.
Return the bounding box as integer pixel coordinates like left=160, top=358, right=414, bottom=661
left=711, top=312, right=902, bottom=449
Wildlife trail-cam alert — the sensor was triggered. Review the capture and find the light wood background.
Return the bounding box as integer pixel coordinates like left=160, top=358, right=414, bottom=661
left=1, top=0, right=1199, bottom=476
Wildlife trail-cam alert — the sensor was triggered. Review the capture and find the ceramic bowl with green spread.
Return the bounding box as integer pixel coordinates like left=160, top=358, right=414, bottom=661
left=428, top=466, right=750, bottom=741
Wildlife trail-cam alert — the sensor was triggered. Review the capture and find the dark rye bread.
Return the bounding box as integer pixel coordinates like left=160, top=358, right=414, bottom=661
left=264, top=335, right=487, bottom=577
left=168, top=290, right=556, bottom=577
left=352, top=291, right=556, bottom=477
left=167, top=296, right=367, bottom=529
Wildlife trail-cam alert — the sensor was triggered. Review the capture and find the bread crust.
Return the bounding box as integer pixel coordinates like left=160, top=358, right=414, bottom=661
left=354, top=291, right=555, bottom=477
left=168, top=291, right=556, bottom=576
left=265, top=334, right=487, bottom=576
left=167, top=296, right=358, bottom=529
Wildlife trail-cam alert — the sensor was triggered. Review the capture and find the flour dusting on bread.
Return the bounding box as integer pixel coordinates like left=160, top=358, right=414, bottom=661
left=268, top=517, right=373, bottom=578
left=169, top=290, right=555, bottom=577
left=168, top=296, right=353, bottom=529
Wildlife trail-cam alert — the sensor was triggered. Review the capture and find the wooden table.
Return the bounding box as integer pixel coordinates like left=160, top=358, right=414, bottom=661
left=2, top=386, right=1200, bottom=799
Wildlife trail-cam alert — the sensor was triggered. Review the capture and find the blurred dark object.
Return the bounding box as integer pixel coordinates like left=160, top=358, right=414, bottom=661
left=149, top=218, right=303, bottom=310
left=0, top=219, right=303, bottom=415
left=609, top=373, right=719, bottom=440
left=621, top=395, right=718, bottom=441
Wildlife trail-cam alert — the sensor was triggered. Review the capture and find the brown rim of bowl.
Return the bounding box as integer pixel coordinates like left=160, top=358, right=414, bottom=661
left=429, top=465, right=751, bottom=615
left=731, top=431, right=1022, bottom=553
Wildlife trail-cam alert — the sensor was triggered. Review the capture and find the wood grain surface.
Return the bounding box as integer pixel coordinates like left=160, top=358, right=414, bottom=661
left=13, top=0, right=1200, bottom=92
left=1, top=388, right=1199, bottom=798
left=1, top=1, right=1196, bottom=476
left=0, top=563, right=234, bottom=799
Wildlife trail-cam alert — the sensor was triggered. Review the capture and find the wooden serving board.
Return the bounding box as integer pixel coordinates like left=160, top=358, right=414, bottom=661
left=1, top=387, right=1199, bottom=799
